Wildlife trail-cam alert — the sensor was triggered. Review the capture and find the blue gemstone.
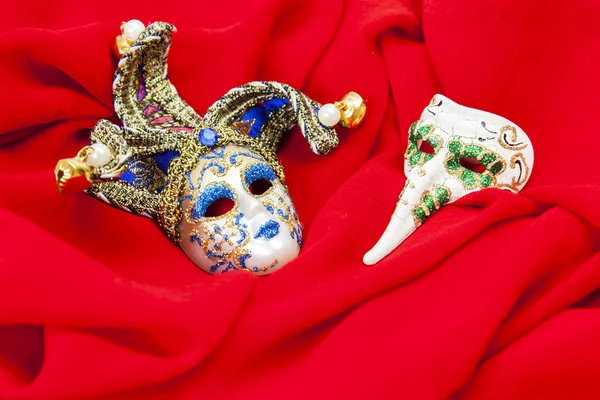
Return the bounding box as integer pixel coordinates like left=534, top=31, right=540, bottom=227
left=199, top=128, right=218, bottom=146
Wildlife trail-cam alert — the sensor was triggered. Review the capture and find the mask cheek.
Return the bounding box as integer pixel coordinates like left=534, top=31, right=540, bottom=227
left=261, top=186, right=302, bottom=248
left=189, top=219, right=244, bottom=259
left=179, top=203, right=251, bottom=274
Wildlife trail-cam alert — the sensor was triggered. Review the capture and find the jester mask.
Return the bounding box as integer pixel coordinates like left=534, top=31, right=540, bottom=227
left=364, top=95, right=534, bottom=265
left=55, top=21, right=364, bottom=275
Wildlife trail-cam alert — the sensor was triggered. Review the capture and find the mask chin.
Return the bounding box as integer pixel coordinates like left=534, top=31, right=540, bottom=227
left=178, top=144, right=302, bottom=275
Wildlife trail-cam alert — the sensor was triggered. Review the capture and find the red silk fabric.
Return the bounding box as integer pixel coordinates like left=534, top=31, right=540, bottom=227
left=1, top=0, right=599, bottom=398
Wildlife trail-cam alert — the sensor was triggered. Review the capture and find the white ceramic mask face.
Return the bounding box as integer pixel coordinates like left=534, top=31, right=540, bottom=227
left=179, top=145, right=302, bottom=274
left=364, top=94, right=534, bottom=265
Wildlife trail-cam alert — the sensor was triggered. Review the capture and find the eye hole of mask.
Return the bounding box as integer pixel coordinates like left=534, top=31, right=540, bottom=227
left=460, top=157, right=486, bottom=173
left=249, top=178, right=273, bottom=195
left=244, top=163, right=276, bottom=196
left=191, top=184, right=235, bottom=220
left=416, top=139, right=435, bottom=154
left=205, top=198, right=235, bottom=217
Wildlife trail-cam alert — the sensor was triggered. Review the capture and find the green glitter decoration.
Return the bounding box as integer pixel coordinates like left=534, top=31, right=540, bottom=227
left=489, top=161, right=504, bottom=174
left=405, top=120, right=443, bottom=168
left=480, top=175, right=493, bottom=188
left=411, top=184, right=452, bottom=226
left=409, top=121, right=418, bottom=138
left=435, top=187, right=450, bottom=205
left=465, top=145, right=483, bottom=159
left=409, top=152, right=422, bottom=166
left=417, top=125, right=432, bottom=136
left=461, top=169, right=477, bottom=187
left=480, top=153, right=496, bottom=166
left=428, top=136, right=441, bottom=148
left=448, top=141, right=462, bottom=153
left=444, top=140, right=506, bottom=190
left=423, top=195, right=436, bottom=213
left=446, top=156, right=461, bottom=171
left=413, top=207, right=428, bottom=224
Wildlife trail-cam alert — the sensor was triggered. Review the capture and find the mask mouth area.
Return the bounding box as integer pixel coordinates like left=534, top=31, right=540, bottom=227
left=254, top=220, right=280, bottom=240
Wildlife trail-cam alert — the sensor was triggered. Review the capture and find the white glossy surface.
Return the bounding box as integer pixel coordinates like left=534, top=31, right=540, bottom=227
left=364, top=94, right=535, bottom=265
left=123, top=20, right=145, bottom=43
left=318, top=103, right=341, bottom=127
left=86, top=143, right=112, bottom=167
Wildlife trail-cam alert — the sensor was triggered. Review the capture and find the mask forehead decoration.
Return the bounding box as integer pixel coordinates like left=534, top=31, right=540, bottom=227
left=55, top=21, right=365, bottom=275
left=363, top=94, right=534, bottom=265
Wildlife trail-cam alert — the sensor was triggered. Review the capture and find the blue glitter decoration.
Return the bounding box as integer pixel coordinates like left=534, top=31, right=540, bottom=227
left=222, top=262, right=237, bottom=272
left=254, top=220, right=280, bottom=240
left=180, top=194, right=193, bottom=204
left=234, top=213, right=248, bottom=244
left=190, top=235, right=201, bottom=245
left=210, top=260, right=236, bottom=273
left=234, top=213, right=245, bottom=226
left=229, top=151, right=264, bottom=165
left=198, top=161, right=225, bottom=184
left=238, top=253, right=252, bottom=268
left=191, top=184, right=234, bottom=220
left=292, top=227, right=303, bottom=247
left=237, top=230, right=247, bottom=245
left=265, top=205, right=275, bottom=215
left=244, top=163, right=277, bottom=188
left=200, top=146, right=226, bottom=160
left=277, top=209, right=290, bottom=220
left=198, top=128, right=219, bottom=146
left=206, top=249, right=226, bottom=259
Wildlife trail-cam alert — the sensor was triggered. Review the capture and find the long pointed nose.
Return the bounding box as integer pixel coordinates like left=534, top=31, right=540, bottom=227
left=363, top=182, right=419, bottom=265
left=363, top=165, right=446, bottom=265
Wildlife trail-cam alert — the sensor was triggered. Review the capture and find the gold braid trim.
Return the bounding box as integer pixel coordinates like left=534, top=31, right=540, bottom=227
left=205, top=81, right=339, bottom=155
left=113, top=22, right=202, bottom=130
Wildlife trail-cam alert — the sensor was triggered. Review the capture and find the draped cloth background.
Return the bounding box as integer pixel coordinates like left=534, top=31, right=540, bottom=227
left=1, top=0, right=599, bottom=398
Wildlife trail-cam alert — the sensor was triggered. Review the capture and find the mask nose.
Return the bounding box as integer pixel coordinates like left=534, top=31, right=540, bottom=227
left=243, top=195, right=266, bottom=220
left=364, top=155, right=448, bottom=265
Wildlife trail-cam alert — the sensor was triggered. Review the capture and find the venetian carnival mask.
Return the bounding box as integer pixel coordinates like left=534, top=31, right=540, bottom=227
left=178, top=144, right=303, bottom=274
left=55, top=21, right=365, bottom=275
left=363, top=95, right=534, bottom=265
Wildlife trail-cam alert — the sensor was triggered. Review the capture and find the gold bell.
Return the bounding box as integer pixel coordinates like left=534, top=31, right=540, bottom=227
left=54, top=147, right=93, bottom=195
left=335, top=92, right=366, bottom=129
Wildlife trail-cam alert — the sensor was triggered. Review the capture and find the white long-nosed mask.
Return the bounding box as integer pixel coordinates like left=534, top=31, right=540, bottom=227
left=363, top=95, right=534, bottom=265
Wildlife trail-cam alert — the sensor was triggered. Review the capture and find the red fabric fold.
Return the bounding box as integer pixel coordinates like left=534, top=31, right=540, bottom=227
left=1, top=0, right=599, bottom=398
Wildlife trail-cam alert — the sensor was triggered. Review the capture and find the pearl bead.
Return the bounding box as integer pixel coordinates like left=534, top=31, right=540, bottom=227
left=123, top=20, right=145, bottom=43
left=87, top=143, right=112, bottom=167
left=318, top=103, right=341, bottom=127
